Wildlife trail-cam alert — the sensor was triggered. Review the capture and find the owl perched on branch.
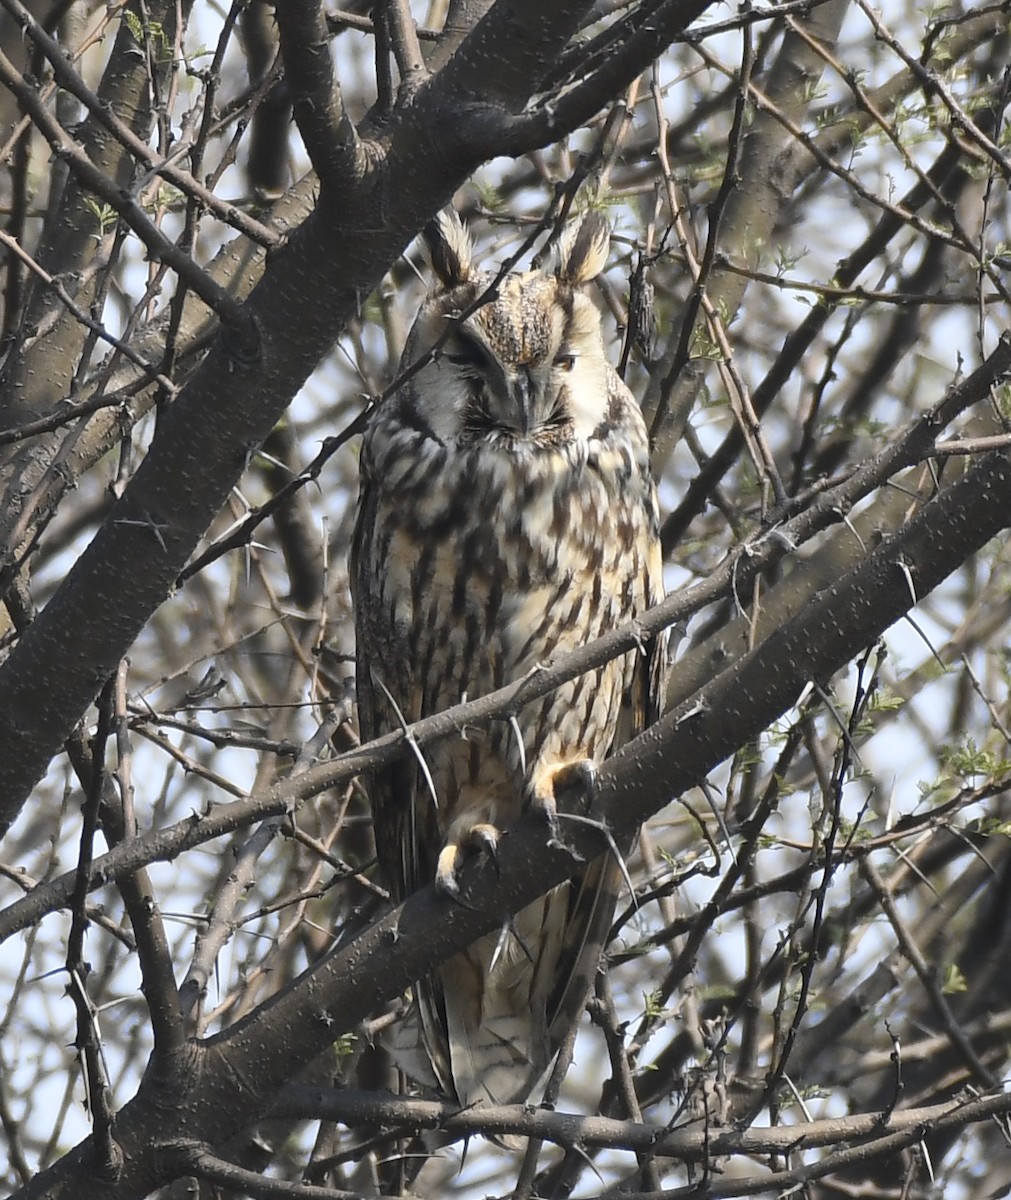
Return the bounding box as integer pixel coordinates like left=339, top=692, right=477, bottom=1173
left=352, top=210, right=666, bottom=1109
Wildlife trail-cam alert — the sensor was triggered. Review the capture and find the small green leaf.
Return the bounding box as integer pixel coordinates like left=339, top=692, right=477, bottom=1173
left=941, top=963, right=967, bottom=995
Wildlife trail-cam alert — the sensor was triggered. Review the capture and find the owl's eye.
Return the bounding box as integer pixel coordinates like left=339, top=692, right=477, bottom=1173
left=554, top=353, right=576, bottom=372
left=442, top=335, right=488, bottom=373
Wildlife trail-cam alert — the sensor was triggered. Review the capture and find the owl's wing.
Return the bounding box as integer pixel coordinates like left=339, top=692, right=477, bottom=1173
left=351, top=468, right=427, bottom=905
left=617, top=536, right=669, bottom=750
left=546, top=548, right=669, bottom=1065
left=354, top=476, right=452, bottom=1094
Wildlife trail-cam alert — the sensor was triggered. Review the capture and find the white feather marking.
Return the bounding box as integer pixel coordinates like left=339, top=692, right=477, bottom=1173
left=488, top=921, right=511, bottom=975
left=508, top=713, right=527, bottom=775
left=566, top=354, right=611, bottom=439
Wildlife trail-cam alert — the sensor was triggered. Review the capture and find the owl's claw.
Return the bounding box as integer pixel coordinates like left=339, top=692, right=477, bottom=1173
left=537, top=793, right=560, bottom=846
left=471, top=823, right=501, bottom=877
left=531, top=759, right=597, bottom=850
left=481, top=832, right=501, bottom=877
left=436, top=822, right=502, bottom=899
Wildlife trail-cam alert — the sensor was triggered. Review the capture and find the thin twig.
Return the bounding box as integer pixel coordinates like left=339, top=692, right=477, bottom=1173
left=0, top=49, right=253, bottom=330
left=861, top=856, right=998, bottom=1090
left=0, top=0, right=279, bottom=247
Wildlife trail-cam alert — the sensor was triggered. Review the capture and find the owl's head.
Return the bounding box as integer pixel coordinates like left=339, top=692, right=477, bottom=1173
left=401, top=211, right=616, bottom=446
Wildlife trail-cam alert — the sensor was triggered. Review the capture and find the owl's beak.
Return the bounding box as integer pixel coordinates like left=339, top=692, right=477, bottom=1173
left=509, top=368, right=536, bottom=434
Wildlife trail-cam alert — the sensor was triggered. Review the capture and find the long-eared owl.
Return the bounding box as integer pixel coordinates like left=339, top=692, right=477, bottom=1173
left=352, top=210, right=666, bottom=1109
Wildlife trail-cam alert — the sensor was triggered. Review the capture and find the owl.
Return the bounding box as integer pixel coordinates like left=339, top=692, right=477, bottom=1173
left=351, top=210, right=666, bottom=1110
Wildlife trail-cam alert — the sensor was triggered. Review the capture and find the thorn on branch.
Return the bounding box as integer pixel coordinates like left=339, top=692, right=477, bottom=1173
left=114, top=512, right=172, bottom=552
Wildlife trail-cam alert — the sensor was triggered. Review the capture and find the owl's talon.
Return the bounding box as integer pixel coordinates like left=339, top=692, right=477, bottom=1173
left=560, top=758, right=599, bottom=800
left=531, top=759, right=597, bottom=815
left=539, top=794, right=561, bottom=844
left=436, top=823, right=503, bottom=896
left=531, top=759, right=598, bottom=850
left=470, top=822, right=501, bottom=857
left=435, top=843, right=463, bottom=898
left=435, top=863, right=479, bottom=911
left=479, top=833, right=501, bottom=876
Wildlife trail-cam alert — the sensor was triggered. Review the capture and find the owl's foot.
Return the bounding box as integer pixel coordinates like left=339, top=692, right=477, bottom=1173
left=435, top=821, right=501, bottom=898
left=530, top=758, right=598, bottom=848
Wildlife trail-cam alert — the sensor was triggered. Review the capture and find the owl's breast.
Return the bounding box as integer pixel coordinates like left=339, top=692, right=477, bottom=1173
left=366, top=432, right=656, bottom=708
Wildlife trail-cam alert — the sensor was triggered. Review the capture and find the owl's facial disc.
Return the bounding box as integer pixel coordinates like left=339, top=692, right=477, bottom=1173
left=471, top=358, right=569, bottom=438
left=409, top=268, right=610, bottom=444
left=445, top=327, right=574, bottom=439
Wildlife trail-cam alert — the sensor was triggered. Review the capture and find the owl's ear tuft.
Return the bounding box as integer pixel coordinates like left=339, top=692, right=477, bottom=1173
left=555, top=212, right=611, bottom=285
left=424, top=209, right=474, bottom=288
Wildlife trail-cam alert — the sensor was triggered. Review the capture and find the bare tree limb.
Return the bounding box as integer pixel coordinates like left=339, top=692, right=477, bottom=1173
left=274, top=1086, right=1011, bottom=1161
left=386, top=0, right=427, bottom=96
left=503, top=0, right=719, bottom=150
left=0, top=50, right=251, bottom=328
left=429, top=0, right=595, bottom=113
left=274, top=1, right=367, bottom=194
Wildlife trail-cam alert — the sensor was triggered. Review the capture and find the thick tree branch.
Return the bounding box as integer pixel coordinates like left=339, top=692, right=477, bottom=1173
left=503, top=0, right=716, bottom=150
left=164, top=1142, right=360, bottom=1199
left=428, top=0, right=594, bottom=113
left=425, top=0, right=494, bottom=73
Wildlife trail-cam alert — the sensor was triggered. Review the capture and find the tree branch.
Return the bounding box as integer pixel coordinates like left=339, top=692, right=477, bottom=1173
left=275, top=1086, right=1011, bottom=1161
left=163, top=1142, right=361, bottom=1200
left=274, top=0, right=367, bottom=194
left=386, top=0, right=427, bottom=96
left=501, top=0, right=717, bottom=150
left=428, top=0, right=594, bottom=113
left=425, top=0, right=494, bottom=73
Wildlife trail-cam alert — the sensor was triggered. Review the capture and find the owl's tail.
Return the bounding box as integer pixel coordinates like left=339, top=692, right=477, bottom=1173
left=381, top=852, right=621, bottom=1156
left=437, top=886, right=569, bottom=1109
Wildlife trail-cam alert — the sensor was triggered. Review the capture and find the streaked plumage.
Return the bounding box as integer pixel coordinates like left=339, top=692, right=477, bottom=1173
left=352, top=211, right=665, bottom=1108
